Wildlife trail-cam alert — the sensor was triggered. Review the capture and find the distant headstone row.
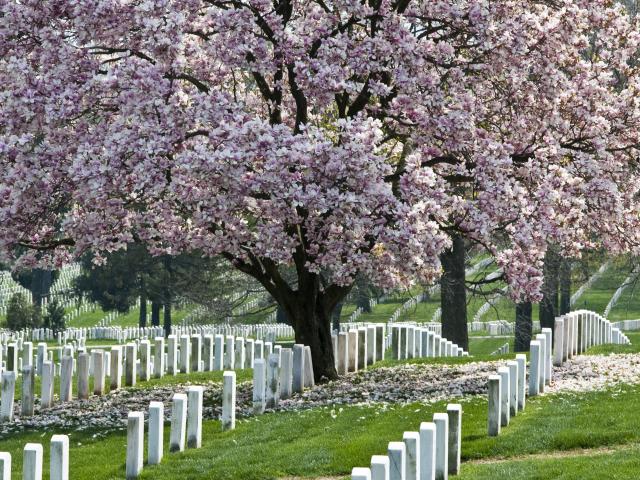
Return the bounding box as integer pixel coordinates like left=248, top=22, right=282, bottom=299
left=0, top=321, right=295, bottom=344
left=389, top=324, right=469, bottom=360
left=490, top=343, right=510, bottom=355
left=0, top=333, right=302, bottom=424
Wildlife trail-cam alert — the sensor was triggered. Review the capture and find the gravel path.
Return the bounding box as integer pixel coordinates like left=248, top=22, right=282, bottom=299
left=4, top=353, right=640, bottom=435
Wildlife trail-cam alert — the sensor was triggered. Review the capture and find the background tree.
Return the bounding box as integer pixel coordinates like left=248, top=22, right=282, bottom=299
left=5, top=293, right=40, bottom=330
left=43, top=298, right=66, bottom=332
left=12, top=269, right=58, bottom=311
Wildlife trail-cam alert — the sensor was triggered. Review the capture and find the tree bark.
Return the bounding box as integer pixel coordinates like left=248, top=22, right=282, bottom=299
left=440, top=234, right=469, bottom=350
left=229, top=254, right=349, bottom=382
left=540, top=247, right=560, bottom=330
left=151, top=302, right=161, bottom=327
left=30, top=269, right=52, bottom=312
left=163, top=301, right=172, bottom=337
left=276, top=305, right=289, bottom=324
left=355, top=276, right=372, bottom=313
left=287, top=297, right=337, bottom=383
left=559, top=258, right=571, bottom=315
left=515, top=301, right=532, bottom=352
left=331, top=302, right=343, bottom=332
left=139, top=291, right=147, bottom=328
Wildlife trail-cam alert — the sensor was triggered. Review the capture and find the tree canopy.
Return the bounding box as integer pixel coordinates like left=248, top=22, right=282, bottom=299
left=2, top=0, right=640, bottom=378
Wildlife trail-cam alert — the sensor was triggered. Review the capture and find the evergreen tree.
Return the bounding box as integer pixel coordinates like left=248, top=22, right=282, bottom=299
left=6, top=293, right=40, bottom=330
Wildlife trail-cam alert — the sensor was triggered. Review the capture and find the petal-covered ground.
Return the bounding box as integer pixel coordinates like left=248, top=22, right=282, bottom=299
left=4, top=354, right=640, bottom=435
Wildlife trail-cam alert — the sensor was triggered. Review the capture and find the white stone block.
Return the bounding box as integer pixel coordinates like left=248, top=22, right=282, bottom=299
left=253, top=359, right=266, bottom=414
left=403, top=431, right=420, bottom=480
left=433, top=413, right=448, bottom=480
left=222, top=371, right=236, bottom=431
left=149, top=401, right=164, bottom=465
left=446, top=404, right=461, bottom=475
left=0, top=452, right=10, bottom=480
left=170, top=393, right=188, bottom=452
left=487, top=375, right=501, bottom=436
left=515, top=354, right=526, bottom=411
left=187, top=386, right=204, bottom=449
left=23, top=443, right=42, bottom=480
left=50, top=435, right=69, bottom=480
left=497, top=366, right=510, bottom=427
left=352, top=467, right=372, bottom=480
left=388, top=441, right=406, bottom=480
left=371, top=455, right=389, bottom=480
left=126, top=412, right=144, bottom=479
left=419, top=422, right=436, bottom=480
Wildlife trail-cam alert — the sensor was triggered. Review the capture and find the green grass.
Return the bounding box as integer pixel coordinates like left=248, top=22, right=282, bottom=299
left=468, top=337, right=514, bottom=356
left=576, top=260, right=630, bottom=316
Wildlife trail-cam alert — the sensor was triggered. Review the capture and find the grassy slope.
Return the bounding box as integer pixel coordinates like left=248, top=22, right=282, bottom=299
left=576, top=260, right=629, bottom=316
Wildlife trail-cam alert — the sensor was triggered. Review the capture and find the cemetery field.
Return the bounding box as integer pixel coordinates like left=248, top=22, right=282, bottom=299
left=467, top=337, right=514, bottom=356
left=576, top=262, right=630, bottom=316
left=2, top=378, right=640, bottom=479
left=65, top=305, right=195, bottom=329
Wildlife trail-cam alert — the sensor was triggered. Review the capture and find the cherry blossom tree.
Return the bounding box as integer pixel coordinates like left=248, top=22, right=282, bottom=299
left=2, top=0, right=640, bottom=380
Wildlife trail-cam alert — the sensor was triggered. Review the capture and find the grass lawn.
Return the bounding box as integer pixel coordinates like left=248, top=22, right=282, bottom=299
left=576, top=260, right=630, bottom=316
left=467, top=336, right=514, bottom=356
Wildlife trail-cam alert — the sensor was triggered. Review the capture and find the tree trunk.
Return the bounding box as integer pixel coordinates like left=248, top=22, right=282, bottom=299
left=440, top=234, right=469, bottom=350
left=277, top=278, right=346, bottom=383
left=289, top=300, right=337, bottom=383
left=515, top=301, right=532, bottom=352
left=540, top=247, right=560, bottom=330
left=276, top=305, right=289, bottom=324
left=331, top=302, right=343, bottom=332
left=163, top=301, right=172, bottom=337
left=151, top=302, right=161, bottom=326
left=31, top=269, right=52, bottom=312
left=356, top=277, right=372, bottom=313
left=139, top=292, right=147, bottom=328
left=559, top=258, right=571, bottom=315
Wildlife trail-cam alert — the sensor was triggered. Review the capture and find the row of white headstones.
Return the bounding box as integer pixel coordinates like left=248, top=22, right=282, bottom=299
left=0, top=343, right=315, bottom=480
left=351, top=404, right=463, bottom=480
left=350, top=310, right=631, bottom=480
left=488, top=310, right=630, bottom=437
left=0, top=333, right=302, bottom=423
left=0, top=382, right=214, bottom=480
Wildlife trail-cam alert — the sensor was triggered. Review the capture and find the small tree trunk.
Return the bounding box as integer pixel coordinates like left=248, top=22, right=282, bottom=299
left=151, top=302, right=161, bottom=327
left=163, top=301, right=172, bottom=337
left=139, top=292, right=147, bottom=328
left=355, top=277, right=372, bottom=313
left=540, top=247, right=560, bottom=330
left=276, top=305, right=289, bottom=324
left=331, top=302, right=343, bottom=332
left=440, top=234, right=469, bottom=350
left=515, top=301, right=532, bottom=352
left=559, top=259, right=571, bottom=315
